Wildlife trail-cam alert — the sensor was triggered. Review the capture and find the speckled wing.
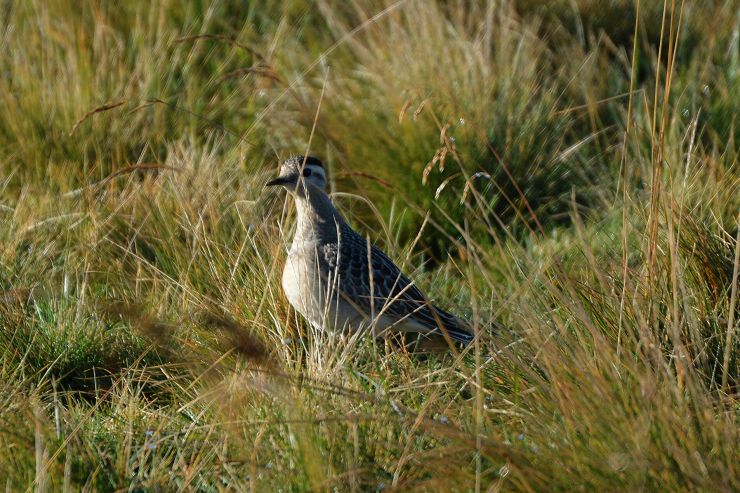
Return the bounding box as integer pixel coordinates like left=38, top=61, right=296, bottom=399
left=323, top=228, right=473, bottom=344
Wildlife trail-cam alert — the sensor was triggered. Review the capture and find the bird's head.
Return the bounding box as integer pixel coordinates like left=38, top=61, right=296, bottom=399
left=266, top=155, right=327, bottom=196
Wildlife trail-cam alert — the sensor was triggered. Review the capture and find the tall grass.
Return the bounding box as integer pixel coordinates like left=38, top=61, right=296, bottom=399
left=0, top=0, right=738, bottom=491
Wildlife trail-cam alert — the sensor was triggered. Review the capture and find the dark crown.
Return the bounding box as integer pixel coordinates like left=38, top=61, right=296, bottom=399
left=286, top=155, right=323, bottom=168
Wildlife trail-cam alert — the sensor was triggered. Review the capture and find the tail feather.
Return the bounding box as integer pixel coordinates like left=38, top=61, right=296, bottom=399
left=434, top=307, right=506, bottom=346
left=433, top=307, right=474, bottom=345
left=444, top=324, right=474, bottom=345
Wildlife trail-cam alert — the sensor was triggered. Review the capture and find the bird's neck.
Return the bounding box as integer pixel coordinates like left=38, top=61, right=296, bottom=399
left=292, top=186, right=345, bottom=245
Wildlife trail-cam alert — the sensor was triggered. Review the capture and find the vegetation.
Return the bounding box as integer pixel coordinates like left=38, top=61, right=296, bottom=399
left=0, top=0, right=737, bottom=490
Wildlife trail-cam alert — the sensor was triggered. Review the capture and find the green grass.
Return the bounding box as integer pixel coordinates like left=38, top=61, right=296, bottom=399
left=0, top=0, right=738, bottom=491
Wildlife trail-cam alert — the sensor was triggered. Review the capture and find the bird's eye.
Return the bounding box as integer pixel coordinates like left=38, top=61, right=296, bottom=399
left=303, top=168, right=312, bottom=177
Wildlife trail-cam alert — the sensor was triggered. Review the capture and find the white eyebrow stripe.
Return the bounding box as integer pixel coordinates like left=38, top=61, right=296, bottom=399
left=308, top=165, right=326, bottom=180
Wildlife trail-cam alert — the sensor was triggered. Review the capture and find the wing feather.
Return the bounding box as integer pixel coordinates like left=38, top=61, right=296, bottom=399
left=322, top=228, right=472, bottom=344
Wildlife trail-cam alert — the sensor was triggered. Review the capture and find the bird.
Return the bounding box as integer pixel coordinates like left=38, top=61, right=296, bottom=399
left=267, top=155, right=474, bottom=346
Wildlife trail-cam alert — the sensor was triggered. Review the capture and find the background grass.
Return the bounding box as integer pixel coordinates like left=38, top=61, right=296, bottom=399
left=0, top=0, right=738, bottom=491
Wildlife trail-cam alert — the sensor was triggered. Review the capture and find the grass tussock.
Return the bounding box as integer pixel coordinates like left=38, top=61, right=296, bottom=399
left=0, top=0, right=738, bottom=491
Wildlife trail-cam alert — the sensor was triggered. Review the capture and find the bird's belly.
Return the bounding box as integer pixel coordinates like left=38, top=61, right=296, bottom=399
left=282, top=254, right=363, bottom=331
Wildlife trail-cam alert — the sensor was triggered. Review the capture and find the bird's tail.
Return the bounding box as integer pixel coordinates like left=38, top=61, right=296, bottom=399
left=435, top=308, right=506, bottom=346
left=432, top=308, right=474, bottom=345
left=445, top=323, right=474, bottom=345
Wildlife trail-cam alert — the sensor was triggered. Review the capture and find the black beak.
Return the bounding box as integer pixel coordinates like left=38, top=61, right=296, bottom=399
left=265, top=175, right=293, bottom=187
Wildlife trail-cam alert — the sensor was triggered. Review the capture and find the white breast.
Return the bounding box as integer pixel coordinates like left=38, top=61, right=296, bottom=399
left=282, top=245, right=331, bottom=328
left=282, top=245, right=365, bottom=332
